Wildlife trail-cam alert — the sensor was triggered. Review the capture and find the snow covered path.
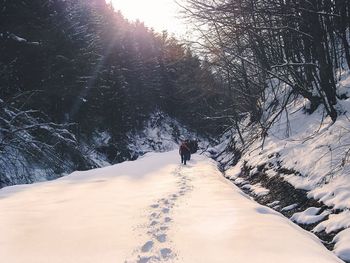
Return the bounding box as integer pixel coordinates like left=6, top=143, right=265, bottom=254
left=0, top=151, right=344, bottom=263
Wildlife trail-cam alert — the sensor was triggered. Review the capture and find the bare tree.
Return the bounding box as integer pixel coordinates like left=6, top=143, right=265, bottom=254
left=181, top=0, right=350, bottom=145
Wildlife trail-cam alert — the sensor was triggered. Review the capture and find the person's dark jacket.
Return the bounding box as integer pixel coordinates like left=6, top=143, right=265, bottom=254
left=179, top=143, right=190, bottom=155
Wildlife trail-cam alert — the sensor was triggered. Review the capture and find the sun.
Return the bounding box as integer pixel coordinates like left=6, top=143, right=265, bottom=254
left=107, top=0, right=187, bottom=37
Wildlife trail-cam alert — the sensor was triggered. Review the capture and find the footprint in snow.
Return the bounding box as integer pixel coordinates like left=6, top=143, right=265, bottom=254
left=149, top=220, right=158, bottom=226
left=164, top=217, right=171, bottom=223
left=162, top=199, right=170, bottom=205
left=178, top=190, right=186, bottom=196
left=160, top=248, right=173, bottom=259
left=137, top=255, right=157, bottom=263
left=162, top=208, right=170, bottom=214
left=150, top=212, right=160, bottom=219
left=155, top=234, right=167, bottom=243
left=141, top=241, right=154, bottom=253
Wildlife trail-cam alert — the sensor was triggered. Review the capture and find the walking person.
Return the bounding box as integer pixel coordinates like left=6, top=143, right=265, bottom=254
left=185, top=139, right=191, bottom=161
left=179, top=140, right=190, bottom=165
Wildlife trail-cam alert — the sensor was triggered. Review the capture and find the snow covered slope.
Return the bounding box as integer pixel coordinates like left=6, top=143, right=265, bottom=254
left=219, top=71, right=350, bottom=262
left=0, top=151, right=343, bottom=263
left=127, top=111, right=204, bottom=158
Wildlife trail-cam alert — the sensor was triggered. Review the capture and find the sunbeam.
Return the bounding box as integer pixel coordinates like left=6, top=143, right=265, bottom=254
left=107, top=0, right=187, bottom=36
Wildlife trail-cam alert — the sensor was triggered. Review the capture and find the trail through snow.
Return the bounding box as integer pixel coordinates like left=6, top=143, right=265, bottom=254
left=0, top=151, right=344, bottom=263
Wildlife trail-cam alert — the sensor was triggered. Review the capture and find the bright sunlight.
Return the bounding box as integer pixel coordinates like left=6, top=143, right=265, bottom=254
left=107, top=0, right=187, bottom=36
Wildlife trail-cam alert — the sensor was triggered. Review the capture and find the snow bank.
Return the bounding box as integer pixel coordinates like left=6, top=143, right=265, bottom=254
left=239, top=96, right=350, bottom=208
left=314, top=210, right=350, bottom=234
left=291, top=207, right=330, bottom=225
left=333, top=228, right=350, bottom=262
left=0, top=151, right=342, bottom=263
left=221, top=70, right=350, bottom=260
left=281, top=203, right=298, bottom=212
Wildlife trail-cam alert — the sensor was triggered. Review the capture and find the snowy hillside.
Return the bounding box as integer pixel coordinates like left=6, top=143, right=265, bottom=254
left=218, top=72, right=350, bottom=262
left=0, top=151, right=342, bottom=263
left=127, top=111, right=205, bottom=158
left=0, top=111, right=201, bottom=188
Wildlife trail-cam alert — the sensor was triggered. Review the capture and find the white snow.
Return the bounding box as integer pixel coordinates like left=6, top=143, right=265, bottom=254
left=10, top=33, right=27, bottom=42
left=313, top=210, right=350, bottom=234
left=267, top=200, right=280, bottom=207
left=221, top=71, right=350, bottom=259
left=127, top=111, right=205, bottom=157
left=234, top=177, right=247, bottom=185
left=229, top=71, right=350, bottom=211
left=333, top=228, right=350, bottom=262
left=0, top=151, right=343, bottom=263
left=291, top=207, right=330, bottom=225
left=225, top=162, right=242, bottom=179
left=281, top=203, right=298, bottom=212
left=241, top=182, right=270, bottom=196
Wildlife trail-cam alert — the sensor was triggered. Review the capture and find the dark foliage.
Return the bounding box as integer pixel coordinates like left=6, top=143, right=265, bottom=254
left=1, top=0, right=227, bottom=136
left=0, top=0, right=230, bottom=186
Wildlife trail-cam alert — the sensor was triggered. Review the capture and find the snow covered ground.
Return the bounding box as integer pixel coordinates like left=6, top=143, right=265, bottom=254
left=0, top=151, right=344, bottom=263
left=217, top=71, right=350, bottom=262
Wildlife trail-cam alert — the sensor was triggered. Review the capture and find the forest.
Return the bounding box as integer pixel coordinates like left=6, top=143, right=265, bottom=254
left=182, top=0, right=350, bottom=149
left=2, top=1, right=350, bottom=262
left=1, top=0, right=350, bottom=188
left=0, top=0, right=230, bottom=186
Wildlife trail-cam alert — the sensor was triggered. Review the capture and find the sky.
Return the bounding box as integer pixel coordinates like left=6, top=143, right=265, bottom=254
left=107, top=0, right=188, bottom=37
